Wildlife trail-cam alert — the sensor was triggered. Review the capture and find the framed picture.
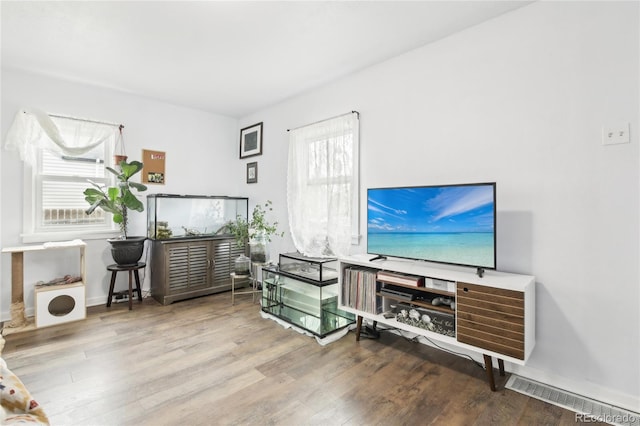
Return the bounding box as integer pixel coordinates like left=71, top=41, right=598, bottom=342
left=142, top=149, right=166, bottom=185
left=240, top=122, right=263, bottom=159
left=247, top=161, right=258, bottom=184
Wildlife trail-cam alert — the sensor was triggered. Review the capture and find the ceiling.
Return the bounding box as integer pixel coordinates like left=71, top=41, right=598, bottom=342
left=1, top=1, right=533, bottom=118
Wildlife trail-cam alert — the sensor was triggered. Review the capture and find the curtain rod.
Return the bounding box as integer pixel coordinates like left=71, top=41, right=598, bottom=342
left=23, top=110, right=123, bottom=129
left=49, top=113, right=123, bottom=129
left=287, top=110, right=359, bottom=132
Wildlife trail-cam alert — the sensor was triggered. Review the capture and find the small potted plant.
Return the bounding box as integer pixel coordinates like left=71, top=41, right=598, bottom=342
left=246, top=200, right=283, bottom=263
left=227, top=216, right=251, bottom=275
left=84, top=160, right=148, bottom=265
left=227, top=200, right=284, bottom=268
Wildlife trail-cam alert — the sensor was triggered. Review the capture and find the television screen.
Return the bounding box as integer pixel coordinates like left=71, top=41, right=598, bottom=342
left=367, top=182, right=496, bottom=270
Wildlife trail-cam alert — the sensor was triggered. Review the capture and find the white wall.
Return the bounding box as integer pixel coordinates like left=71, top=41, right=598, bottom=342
left=1, top=69, right=241, bottom=315
left=239, top=1, right=639, bottom=411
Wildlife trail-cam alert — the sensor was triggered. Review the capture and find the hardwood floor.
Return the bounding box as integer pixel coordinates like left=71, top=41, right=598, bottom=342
left=2, top=293, right=601, bottom=426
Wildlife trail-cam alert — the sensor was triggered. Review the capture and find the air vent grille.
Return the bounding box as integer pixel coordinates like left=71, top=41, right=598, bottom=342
left=506, top=375, right=639, bottom=426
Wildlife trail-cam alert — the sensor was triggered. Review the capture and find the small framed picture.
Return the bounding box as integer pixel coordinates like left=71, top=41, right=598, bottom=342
left=247, top=161, right=258, bottom=184
left=240, top=122, right=263, bottom=159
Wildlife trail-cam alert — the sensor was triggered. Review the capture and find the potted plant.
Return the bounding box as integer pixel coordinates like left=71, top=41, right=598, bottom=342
left=227, top=200, right=284, bottom=267
left=84, top=160, right=148, bottom=265
left=227, top=217, right=251, bottom=275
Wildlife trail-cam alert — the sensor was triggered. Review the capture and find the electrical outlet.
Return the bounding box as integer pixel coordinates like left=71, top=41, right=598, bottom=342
left=602, top=123, right=630, bottom=145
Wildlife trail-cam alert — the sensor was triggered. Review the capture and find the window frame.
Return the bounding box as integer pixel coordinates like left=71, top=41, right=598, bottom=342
left=21, top=121, right=119, bottom=244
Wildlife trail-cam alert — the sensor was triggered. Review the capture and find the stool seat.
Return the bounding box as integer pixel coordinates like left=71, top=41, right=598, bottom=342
left=106, top=262, right=146, bottom=310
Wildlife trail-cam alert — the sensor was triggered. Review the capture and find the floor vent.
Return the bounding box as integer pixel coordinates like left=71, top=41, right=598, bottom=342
left=505, top=375, right=639, bottom=426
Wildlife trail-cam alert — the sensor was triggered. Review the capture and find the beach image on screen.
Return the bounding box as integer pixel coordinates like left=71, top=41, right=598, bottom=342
left=367, top=184, right=495, bottom=268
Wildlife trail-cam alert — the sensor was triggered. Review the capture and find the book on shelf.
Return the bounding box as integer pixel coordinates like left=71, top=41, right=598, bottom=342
left=376, top=270, right=424, bottom=287
left=342, top=266, right=382, bottom=315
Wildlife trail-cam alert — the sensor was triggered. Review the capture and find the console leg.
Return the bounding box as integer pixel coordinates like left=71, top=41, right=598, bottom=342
left=355, top=316, right=363, bottom=341
left=483, top=354, right=497, bottom=392
left=498, top=358, right=505, bottom=376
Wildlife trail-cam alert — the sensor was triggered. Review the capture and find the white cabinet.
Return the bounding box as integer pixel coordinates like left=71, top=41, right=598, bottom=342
left=338, top=254, right=535, bottom=390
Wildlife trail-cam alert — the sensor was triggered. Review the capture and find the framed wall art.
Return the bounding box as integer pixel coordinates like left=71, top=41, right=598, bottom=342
left=247, top=162, right=258, bottom=184
left=240, top=122, right=263, bottom=159
left=142, top=149, right=166, bottom=184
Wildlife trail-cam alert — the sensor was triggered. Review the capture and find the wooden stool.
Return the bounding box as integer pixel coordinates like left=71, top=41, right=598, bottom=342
left=106, top=262, right=145, bottom=310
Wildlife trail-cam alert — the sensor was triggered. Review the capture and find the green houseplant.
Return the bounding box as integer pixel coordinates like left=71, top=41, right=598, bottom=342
left=84, top=160, right=148, bottom=265
left=227, top=200, right=284, bottom=265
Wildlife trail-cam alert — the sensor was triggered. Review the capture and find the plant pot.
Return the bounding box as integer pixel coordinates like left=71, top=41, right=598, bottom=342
left=107, top=236, right=146, bottom=266
left=113, top=155, right=128, bottom=166
left=234, top=254, right=251, bottom=275
left=249, top=232, right=269, bottom=264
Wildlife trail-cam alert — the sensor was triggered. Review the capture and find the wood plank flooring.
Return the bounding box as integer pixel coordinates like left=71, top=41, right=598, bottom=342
left=2, top=292, right=603, bottom=426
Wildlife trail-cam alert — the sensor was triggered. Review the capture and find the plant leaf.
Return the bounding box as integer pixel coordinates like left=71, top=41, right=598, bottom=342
left=107, top=187, right=119, bottom=202
left=120, top=161, right=143, bottom=179
left=128, top=181, right=147, bottom=192
left=106, top=166, right=120, bottom=177
left=85, top=199, right=102, bottom=215
left=122, top=190, right=144, bottom=212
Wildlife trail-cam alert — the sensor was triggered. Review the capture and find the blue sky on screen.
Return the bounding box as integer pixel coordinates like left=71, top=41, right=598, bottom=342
left=368, top=185, right=495, bottom=233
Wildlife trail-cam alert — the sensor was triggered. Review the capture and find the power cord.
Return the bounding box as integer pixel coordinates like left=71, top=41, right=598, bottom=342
left=367, top=320, right=485, bottom=370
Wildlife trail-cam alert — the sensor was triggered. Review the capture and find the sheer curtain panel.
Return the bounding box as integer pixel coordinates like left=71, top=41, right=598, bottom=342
left=287, top=112, right=359, bottom=258
left=4, top=108, right=120, bottom=239
left=4, top=108, right=118, bottom=167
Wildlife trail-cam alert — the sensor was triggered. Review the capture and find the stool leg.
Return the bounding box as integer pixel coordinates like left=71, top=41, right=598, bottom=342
left=134, top=270, right=143, bottom=302
left=107, top=271, right=117, bottom=307
left=231, top=276, right=235, bottom=306
left=128, top=270, right=133, bottom=311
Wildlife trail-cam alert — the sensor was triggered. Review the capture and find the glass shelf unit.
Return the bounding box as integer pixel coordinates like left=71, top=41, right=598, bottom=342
left=262, top=255, right=354, bottom=337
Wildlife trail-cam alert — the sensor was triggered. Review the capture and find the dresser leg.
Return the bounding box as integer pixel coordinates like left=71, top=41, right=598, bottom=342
left=498, top=358, right=505, bottom=376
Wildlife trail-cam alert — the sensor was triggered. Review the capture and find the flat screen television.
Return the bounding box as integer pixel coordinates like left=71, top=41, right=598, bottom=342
left=367, top=182, right=496, bottom=274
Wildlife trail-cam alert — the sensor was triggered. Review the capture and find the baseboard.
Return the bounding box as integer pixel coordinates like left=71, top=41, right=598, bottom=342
left=1, top=287, right=152, bottom=322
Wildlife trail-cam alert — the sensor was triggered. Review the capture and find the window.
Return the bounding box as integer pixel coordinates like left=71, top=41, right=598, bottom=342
left=4, top=110, right=120, bottom=242
left=287, top=112, right=359, bottom=257
left=37, top=145, right=110, bottom=230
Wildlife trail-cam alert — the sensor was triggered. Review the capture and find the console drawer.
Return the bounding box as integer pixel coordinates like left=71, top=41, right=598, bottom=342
left=456, top=282, right=525, bottom=360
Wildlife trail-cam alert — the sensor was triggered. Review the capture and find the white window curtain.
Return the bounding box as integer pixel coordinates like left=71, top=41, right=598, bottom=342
left=4, top=108, right=119, bottom=240
left=287, top=112, right=359, bottom=258
left=4, top=108, right=118, bottom=167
